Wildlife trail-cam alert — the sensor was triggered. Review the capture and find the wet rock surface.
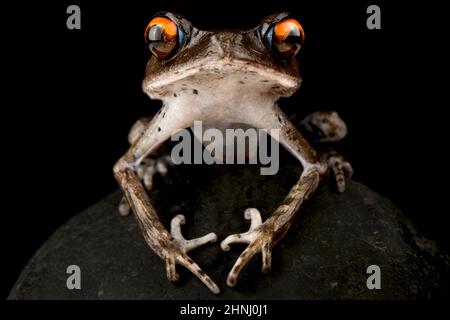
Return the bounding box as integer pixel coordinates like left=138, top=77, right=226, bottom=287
left=9, top=163, right=449, bottom=299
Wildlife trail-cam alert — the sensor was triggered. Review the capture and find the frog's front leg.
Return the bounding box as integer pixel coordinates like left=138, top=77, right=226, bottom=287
left=118, top=116, right=174, bottom=216
left=113, top=105, right=220, bottom=294
left=221, top=106, right=327, bottom=287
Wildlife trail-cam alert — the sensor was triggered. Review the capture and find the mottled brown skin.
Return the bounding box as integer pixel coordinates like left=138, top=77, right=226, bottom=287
left=114, top=12, right=350, bottom=294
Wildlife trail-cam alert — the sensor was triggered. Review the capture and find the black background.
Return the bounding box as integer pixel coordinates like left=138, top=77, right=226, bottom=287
left=4, top=0, right=446, bottom=298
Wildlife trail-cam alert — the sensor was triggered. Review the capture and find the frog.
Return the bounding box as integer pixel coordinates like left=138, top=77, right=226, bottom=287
left=113, top=11, right=352, bottom=294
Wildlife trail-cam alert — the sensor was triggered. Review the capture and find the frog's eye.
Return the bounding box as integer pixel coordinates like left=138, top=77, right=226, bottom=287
left=145, top=16, right=185, bottom=60
left=264, top=18, right=304, bottom=60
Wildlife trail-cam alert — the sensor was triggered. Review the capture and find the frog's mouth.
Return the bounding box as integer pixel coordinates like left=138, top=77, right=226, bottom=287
left=142, top=59, right=301, bottom=100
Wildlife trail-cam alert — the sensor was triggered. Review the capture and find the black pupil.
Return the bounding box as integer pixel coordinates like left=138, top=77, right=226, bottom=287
left=285, top=28, right=301, bottom=46
left=273, top=24, right=302, bottom=57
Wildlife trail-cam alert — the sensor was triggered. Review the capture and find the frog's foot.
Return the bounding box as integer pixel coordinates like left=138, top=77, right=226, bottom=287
left=170, top=214, right=218, bottom=253
left=118, top=155, right=174, bottom=216
left=327, top=153, right=353, bottom=193
left=166, top=214, right=219, bottom=293
left=221, top=208, right=273, bottom=287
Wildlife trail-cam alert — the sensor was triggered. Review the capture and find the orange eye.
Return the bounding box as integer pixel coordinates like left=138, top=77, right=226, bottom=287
left=145, top=16, right=184, bottom=60
left=265, top=18, right=304, bottom=60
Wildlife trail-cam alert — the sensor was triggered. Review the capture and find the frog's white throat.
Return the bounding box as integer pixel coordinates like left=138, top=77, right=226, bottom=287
left=145, top=63, right=300, bottom=123
left=143, top=60, right=301, bottom=102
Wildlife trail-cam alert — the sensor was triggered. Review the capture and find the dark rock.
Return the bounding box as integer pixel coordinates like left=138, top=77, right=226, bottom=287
left=8, top=163, right=449, bottom=299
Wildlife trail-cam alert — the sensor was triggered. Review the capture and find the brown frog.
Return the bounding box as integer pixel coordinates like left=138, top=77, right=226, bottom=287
left=114, top=12, right=352, bottom=294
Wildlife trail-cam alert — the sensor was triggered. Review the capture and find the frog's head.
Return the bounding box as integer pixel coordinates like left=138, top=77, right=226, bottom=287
left=142, top=12, right=304, bottom=103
